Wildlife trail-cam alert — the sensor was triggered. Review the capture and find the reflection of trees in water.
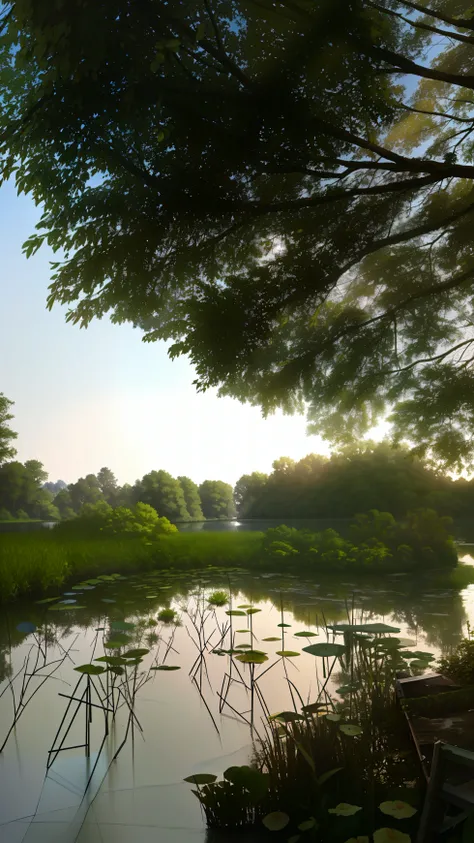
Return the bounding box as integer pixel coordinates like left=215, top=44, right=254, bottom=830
left=0, top=573, right=468, bottom=668
left=237, top=578, right=467, bottom=653
left=0, top=649, right=12, bottom=682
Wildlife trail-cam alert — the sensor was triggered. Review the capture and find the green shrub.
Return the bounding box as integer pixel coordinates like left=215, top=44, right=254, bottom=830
left=439, top=635, right=474, bottom=686
left=0, top=508, right=13, bottom=521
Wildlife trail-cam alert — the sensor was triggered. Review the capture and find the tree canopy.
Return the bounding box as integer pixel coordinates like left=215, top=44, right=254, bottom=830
left=3, top=2, right=474, bottom=465
left=0, top=394, right=17, bottom=464
left=233, top=442, right=474, bottom=519
left=199, top=479, right=237, bottom=519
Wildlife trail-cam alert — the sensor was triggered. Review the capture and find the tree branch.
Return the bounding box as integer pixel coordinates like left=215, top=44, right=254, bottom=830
left=279, top=265, right=474, bottom=380
left=372, top=45, right=474, bottom=90
left=398, top=0, right=474, bottom=33
left=383, top=339, right=474, bottom=375
left=368, top=0, right=474, bottom=46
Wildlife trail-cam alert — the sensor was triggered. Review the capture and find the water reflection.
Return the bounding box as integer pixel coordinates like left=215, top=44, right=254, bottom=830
left=0, top=570, right=472, bottom=843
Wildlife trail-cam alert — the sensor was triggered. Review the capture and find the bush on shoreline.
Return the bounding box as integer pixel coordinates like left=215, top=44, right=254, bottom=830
left=0, top=507, right=460, bottom=602
left=263, top=508, right=457, bottom=571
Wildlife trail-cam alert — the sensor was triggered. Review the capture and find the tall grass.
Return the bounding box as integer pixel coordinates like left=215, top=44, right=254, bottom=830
left=0, top=531, right=264, bottom=601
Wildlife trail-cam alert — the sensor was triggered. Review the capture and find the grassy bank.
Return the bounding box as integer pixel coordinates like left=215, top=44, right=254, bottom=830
left=2, top=527, right=474, bottom=603
left=0, top=531, right=264, bottom=601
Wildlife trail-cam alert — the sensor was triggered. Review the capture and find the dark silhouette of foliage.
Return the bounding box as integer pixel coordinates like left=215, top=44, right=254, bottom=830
left=4, top=3, right=474, bottom=464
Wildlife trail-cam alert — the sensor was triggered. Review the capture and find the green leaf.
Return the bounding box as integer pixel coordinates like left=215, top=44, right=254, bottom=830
left=298, top=818, right=316, bottom=831
left=379, top=801, right=417, bottom=819
left=263, top=637, right=280, bottom=641
left=276, top=650, right=300, bottom=657
left=124, top=649, right=150, bottom=658
left=110, top=621, right=135, bottom=631
left=317, top=767, right=343, bottom=786
left=325, top=712, right=341, bottom=722
left=226, top=610, right=246, bottom=616
left=74, top=664, right=106, bottom=675
left=236, top=650, right=268, bottom=664
left=184, top=773, right=217, bottom=785
left=339, top=724, right=363, bottom=737
left=328, top=803, right=362, bottom=816
left=302, top=702, right=328, bottom=714
left=294, top=631, right=318, bottom=637
left=373, top=831, right=411, bottom=843
left=270, top=711, right=305, bottom=723
left=150, top=665, right=181, bottom=670
left=263, top=812, right=290, bottom=831
left=302, top=643, right=345, bottom=657
left=357, top=623, right=401, bottom=633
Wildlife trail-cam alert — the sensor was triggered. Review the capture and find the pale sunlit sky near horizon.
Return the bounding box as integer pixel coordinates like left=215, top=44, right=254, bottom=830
left=0, top=179, right=337, bottom=487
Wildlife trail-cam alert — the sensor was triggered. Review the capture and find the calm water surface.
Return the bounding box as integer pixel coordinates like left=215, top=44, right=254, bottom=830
left=2, top=564, right=474, bottom=843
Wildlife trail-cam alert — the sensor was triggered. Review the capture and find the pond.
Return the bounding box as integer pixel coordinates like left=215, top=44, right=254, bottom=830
left=2, top=563, right=474, bottom=843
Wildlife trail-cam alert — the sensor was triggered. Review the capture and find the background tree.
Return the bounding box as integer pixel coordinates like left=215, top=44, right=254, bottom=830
left=177, top=476, right=204, bottom=520
left=0, top=394, right=17, bottom=465
left=233, top=443, right=463, bottom=520
left=199, top=480, right=236, bottom=520
left=5, top=3, right=474, bottom=466
left=133, top=470, right=190, bottom=521
left=234, top=472, right=269, bottom=518
left=67, top=474, right=103, bottom=513
left=97, top=466, right=119, bottom=504
left=0, top=460, right=59, bottom=520
left=53, top=488, right=76, bottom=520
left=43, top=479, right=67, bottom=495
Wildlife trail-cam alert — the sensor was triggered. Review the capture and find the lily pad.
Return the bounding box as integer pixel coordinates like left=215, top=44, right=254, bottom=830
left=151, top=665, right=181, bottom=670
left=276, top=650, right=300, bottom=657
left=379, top=801, right=417, bottom=820
left=325, top=713, right=341, bottom=722
left=263, top=637, right=280, bottom=641
left=236, top=650, right=268, bottom=664
left=298, top=818, right=316, bottom=831
left=328, top=804, right=362, bottom=817
left=294, top=631, right=318, bottom=637
left=246, top=608, right=261, bottom=614
left=373, top=830, right=411, bottom=843
left=110, top=621, right=135, bottom=631
left=16, top=622, right=36, bottom=634
left=226, top=610, right=246, bottom=616
left=235, top=643, right=252, bottom=649
left=74, top=664, right=106, bottom=675
left=339, top=724, right=363, bottom=737
left=184, top=773, right=217, bottom=785
left=302, top=643, right=345, bottom=657
left=124, top=649, right=150, bottom=658
left=277, top=623, right=291, bottom=628
left=270, top=711, right=305, bottom=723
left=262, top=812, right=290, bottom=831
left=302, top=702, right=328, bottom=714
left=101, top=598, right=116, bottom=604
left=35, top=597, right=59, bottom=605
left=357, top=623, right=401, bottom=633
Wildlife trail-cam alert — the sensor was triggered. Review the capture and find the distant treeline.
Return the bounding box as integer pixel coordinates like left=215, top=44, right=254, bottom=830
left=234, top=443, right=474, bottom=520
left=3, top=442, right=474, bottom=525
left=0, top=463, right=236, bottom=523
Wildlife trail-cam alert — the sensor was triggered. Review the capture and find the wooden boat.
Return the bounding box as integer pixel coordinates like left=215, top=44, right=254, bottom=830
left=396, top=672, right=474, bottom=841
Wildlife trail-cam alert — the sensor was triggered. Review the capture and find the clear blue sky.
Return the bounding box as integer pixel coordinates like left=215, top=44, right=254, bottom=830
left=0, top=180, right=330, bottom=487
